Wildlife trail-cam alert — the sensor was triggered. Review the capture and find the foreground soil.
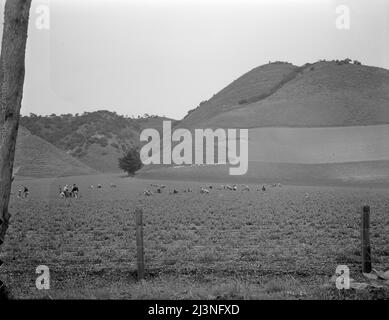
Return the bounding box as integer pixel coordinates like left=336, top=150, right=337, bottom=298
left=2, top=174, right=389, bottom=299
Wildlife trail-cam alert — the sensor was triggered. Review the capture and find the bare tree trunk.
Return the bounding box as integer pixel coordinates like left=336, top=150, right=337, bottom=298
left=0, top=0, right=32, bottom=299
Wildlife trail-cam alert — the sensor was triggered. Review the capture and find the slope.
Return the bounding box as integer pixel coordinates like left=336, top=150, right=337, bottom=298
left=14, top=127, right=98, bottom=178
left=139, top=60, right=389, bottom=185
left=182, top=60, right=389, bottom=129
left=21, top=111, right=177, bottom=172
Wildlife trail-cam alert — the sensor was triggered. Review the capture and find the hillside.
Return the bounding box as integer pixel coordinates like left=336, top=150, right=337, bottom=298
left=138, top=160, right=389, bottom=187
left=181, top=62, right=297, bottom=128
left=180, top=60, right=389, bottom=129
left=14, top=127, right=97, bottom=178
left=20, top=111, right=177, bottom=172
left=19, top=60, right=389, bottom=184
left=140, top=59, right=389, bottom=185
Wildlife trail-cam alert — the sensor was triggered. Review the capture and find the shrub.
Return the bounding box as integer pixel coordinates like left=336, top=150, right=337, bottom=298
left=118, top=147, right=143, bottom=176
left=97, top=137, right=108, bottom=147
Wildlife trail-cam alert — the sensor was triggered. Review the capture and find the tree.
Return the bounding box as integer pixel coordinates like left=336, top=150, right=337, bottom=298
left=0, top=0, right=32, bottom=299
left=118, top=148, right=143, bottom=176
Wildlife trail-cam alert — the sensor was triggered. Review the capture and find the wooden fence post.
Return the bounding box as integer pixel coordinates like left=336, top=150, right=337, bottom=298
left=135, top=208, right=145, bottom=280
left=361, top=205, right=372, bottom=273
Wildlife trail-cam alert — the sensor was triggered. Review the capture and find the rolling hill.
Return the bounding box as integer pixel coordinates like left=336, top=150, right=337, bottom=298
left=14, top=127, right=97, bottom=178
left=18, top=60, right=389, bottom=185
left=20, top=111, right=177, bottom=172
left=180, top=60, right=389, bottom=129
left=139, top=59, right=389, bottom=186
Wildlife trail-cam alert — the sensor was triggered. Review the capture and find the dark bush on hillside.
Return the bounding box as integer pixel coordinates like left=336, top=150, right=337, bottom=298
left=73, top=147, right=84, bottom=155
left=64, top=133, right=85, bottom=150
left=111, top=142, right=119, bottom=149
left=335, top=58, right=352, bottom=65
left=184, top=108, right=196, bottom=119
left=247, top=93, right=268, bottom=104
left=87, top=136, right=108, bottom=147
left=237, top=66, right=306, bottom=106
left=97, top=137, right=108, bottom=147
left=118, top=148, right=143, bottom=176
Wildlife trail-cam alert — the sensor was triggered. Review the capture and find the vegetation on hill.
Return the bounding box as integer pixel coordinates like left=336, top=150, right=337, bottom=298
left=21, top=111, right=171, bottom=154
left=180, top=62, right=297, bottom=127
left=20, top=59, right=389, bottom=174
left=20, top=110, right=176, bottom=172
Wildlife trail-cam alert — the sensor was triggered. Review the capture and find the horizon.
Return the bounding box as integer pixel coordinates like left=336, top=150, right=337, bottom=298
left=19, top=59, right=389, bottom=120
left=2, top=0, right=389, bottom=119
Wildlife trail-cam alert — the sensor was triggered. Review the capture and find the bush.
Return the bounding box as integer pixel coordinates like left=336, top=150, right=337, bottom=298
left=97, top=137, right=108, bottom=147
left=118, top=148, right=143, bottom=176
left=74, top=147, right=83, bottom=154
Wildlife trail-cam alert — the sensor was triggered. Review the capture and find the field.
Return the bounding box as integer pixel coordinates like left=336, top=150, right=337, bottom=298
left=2, top=174, right=389, bottom=299
left=140, top=124, right=389, bottom=187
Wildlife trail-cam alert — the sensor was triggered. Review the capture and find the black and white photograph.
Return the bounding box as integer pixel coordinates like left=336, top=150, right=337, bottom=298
left=0, top=0, right=389, bottom=309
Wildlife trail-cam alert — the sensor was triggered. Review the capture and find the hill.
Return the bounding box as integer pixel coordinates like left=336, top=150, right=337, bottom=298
left=140, top=60, right=389, bottom=185
left=20, top=111, right=177, bottom=172
left=180, top=60, right=389, bottom=129
left=14, top=127, right=97, bottom=178
left=19, top=60, right=389, bottom=184
left=181, top=62, right=297, bottom=128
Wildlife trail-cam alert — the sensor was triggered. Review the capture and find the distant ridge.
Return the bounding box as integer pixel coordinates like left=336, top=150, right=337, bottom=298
left=20, top=111, right=176, bottom=173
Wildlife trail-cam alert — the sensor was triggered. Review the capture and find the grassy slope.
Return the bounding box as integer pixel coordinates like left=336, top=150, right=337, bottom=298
left=138, top=160, right=389, bottom=187
left=180, top=62, right=297, bottom=128
left=14, top=127, right=97, bottom=178
left=196, top=62, right=389, bottom=128
left=141, top=61, right=389, bottom=185
left=247, top=125, right=389, bottom=163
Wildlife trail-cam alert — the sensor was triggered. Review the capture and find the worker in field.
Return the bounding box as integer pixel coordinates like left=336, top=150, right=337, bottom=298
left=18, top=188, right=22, bottom=198
left=63, top=184, right=69, bottom=197
left=71, top=184, right=79, bottom=198
left=23, top=186, right=29, bottom=198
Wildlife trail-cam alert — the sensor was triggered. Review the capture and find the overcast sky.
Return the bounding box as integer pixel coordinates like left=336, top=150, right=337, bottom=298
left=1, top=0, right=389, bottom=119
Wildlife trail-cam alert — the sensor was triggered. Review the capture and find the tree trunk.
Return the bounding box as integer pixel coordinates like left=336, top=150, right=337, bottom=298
left=0, top=0, right=32, bottom=298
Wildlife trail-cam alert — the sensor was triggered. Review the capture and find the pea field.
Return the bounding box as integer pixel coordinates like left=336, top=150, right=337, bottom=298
left=2, top=174, right=389, bottom=299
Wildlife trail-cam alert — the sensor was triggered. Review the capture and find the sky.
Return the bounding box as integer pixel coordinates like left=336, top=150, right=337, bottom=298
left=1, top=0, right=389, bottom=120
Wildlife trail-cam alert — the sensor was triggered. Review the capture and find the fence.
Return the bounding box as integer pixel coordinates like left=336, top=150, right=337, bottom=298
left=134, top=205, right=374, bottom=280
